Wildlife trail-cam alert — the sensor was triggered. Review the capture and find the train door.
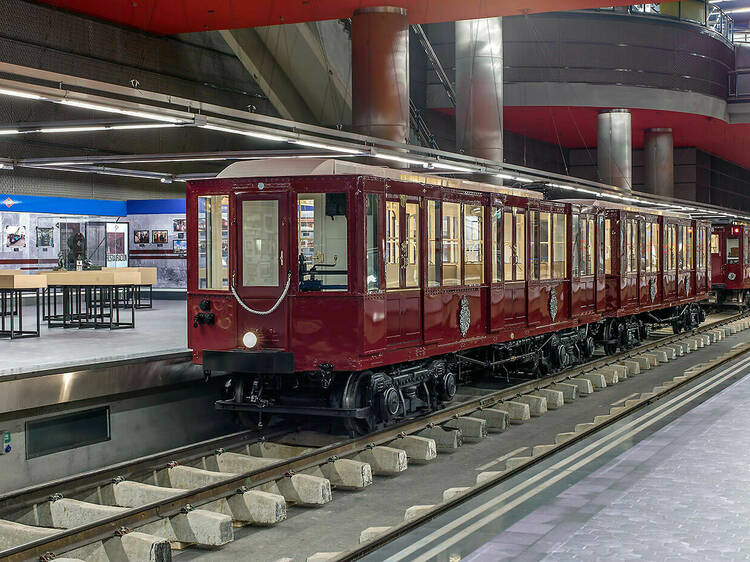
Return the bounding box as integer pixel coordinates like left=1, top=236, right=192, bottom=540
left=384, top=194, right=422, bottom=347
left=528, top=205, right=568, bottom=327
left=640, top=219, right=659, bottom=307
left=571, top=211, right=595, bottom=317
left=662, top=221, right=677, bottom=303
left=502, top=206, right=526, bottom=326
left=621, top=215, right=638, bottom=310
left=710, top=227, right=723, bottom=286
left=236, top=191, right=289, bottom=349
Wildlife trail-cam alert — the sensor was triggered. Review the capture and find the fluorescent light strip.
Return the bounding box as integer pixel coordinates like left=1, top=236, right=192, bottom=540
left=109, top=123, right=179, bottom=131
left=38, top=126, right=107, bottom=133
left=428, top=162, right=475, bottom=173
left=374, top=153, right=428, bottom=166
left=60, top=99, right=184, bottom=124
left=0, top=87, right=43, bottom=100
left=0, top=129, right=19, bottom=135
left=202, top=124, right=286, bottom=142
left=513, top=176, right=534, bottom=183
left=290, top=139, right=362, bottom=154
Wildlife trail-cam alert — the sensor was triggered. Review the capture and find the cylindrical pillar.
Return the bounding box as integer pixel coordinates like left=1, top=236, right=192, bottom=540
left=352, top=7, right=409, bottom=144
left=455, top=17, right=504, bottom=163
left=597, top=109, right=632, bottom=190
left=644, top=128, right=674, bottom=198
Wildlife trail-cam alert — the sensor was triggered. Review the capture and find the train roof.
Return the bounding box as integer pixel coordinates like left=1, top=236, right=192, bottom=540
left=560, top=198, right=691, bottom=219
left=216, top=158, right=544, bottom=199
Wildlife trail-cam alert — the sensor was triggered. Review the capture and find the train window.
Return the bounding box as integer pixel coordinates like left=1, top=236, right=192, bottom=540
left=624, top=220, right=633, bottom=273
left=727, top=237, right=739, bottom=264
left=744, top=232, right=750, bottom=265
left=677, top=226, right=685, bottom=270
left=464, top=204, right=484, bottom=284
left=442, top=202, right=462, bottom=286
left=503, top=210, right=513, bottom=281
left=572, top=215, right=579, bottom=277
left=427, top=200, right=441, bottom=287
left=197, top=195, right=229, bottom=290
left=686, top=227, right=694, bottom=269
left=639, top=222, right=646, bottom=273
left=645, top=222, right=652, bottom=273
left=297, top=193, right=348, bottom=292
left=492, top=207, right=502, bottom=283
left=516, top=211, right=526, bottom=281
left=365, top=194, right=381, bottom=292
left=553, top=214, right=566, bottom=278
left=711, top=233, right=720, bottom=254
left=604, top=218, right=612, bottom=274
left=530, top=211, right=539, bottom=280
left=598, top=216, right=605, bottom=275
left=243, top=200, right=279, bottom=287
left=385, top=201, right=400, bottom=289
left=651, top=223, right=659, bottom=273
left=585, top=217, right=595, bottom=275
left=540, top=212, right=551, bottom=279
left=406, top=202, right=420, bottom=287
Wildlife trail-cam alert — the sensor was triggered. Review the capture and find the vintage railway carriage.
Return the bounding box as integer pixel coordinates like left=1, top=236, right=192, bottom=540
left=187, top=159, right=708, bottom=432
left=710, top=223, right=750, bottom=306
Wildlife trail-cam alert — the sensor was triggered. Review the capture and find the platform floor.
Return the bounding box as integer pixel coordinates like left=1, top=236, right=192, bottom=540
left=0, top=299, right=188, bottom=377
left=371, top=351, right=750, bottom=561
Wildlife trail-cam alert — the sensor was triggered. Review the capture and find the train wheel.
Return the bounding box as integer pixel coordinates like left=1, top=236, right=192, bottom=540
left=604, top=343, right=618, bottom=355
left=232, top=376, right=262, bottom=428
left=341, top=371, right=376, bottom=436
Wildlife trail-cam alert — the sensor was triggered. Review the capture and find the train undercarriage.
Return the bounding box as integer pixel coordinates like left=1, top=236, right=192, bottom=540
left=214, top=303, right=706, bottom=436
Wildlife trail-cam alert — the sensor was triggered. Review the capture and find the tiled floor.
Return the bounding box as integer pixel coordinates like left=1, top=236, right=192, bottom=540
left=462, top=359, right=750, bottom=561
left=0, top=299, right=188, bottom=377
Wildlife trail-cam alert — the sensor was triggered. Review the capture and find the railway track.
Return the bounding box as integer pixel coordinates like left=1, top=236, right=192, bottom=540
left=1, top=312, right=748, bottom=562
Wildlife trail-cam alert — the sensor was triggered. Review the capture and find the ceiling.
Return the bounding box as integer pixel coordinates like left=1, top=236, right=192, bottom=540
left=503, top=106, right=750, bottom=169
left=33, top=0, right=635, bottom=34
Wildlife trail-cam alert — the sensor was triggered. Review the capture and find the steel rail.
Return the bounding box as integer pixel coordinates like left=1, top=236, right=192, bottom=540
left=337, top=333, right=750, bottom=561
left=1, top=311, right=744, bottom=561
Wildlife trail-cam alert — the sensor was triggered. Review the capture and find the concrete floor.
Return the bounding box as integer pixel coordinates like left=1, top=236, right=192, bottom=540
left=179, top=324, right=750, bottom=562
left=0, top=299, right=187, bottom=377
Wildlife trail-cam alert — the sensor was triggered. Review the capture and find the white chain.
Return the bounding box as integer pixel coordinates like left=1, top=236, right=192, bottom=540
left=231, top=271, right=292, bottom=316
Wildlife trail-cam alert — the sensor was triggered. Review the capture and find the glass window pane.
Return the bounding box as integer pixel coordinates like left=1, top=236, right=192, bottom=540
left=624, top=221, right=631, bottom=273
left=366, top=194, right=380, bottom=292
left=406, top=202, right=420, bottom=287
left=503, top=210, right=513, bottom=281
left=515, top=211, right=526, bottom=281
left=243, top=200, right=278, bottom=286
left=540, top=212, right=551, bottom=279
left=604, top=218, right=611, bottom=274
left=427, top=200, right=441, bottom=287
left=198, top=195, right=229, bottom=290
left=464, top=204, right=484, bottom=284
left=385, top=201, right=400, bottom=289
left=529, top=211, right=539, bottom=280
left=442, top=202, right=462, bottom=286
left=639, top=222, right=646, bottom=272
left=298, top=193, right=348, bottom=292
left=586, top=217, right=595, bottom=275
left=492, top=207, right=502, bottom=283
left=727, top=237, right=740, bottom=264
left=711, top=233, right=719, bottom=254
left=572, top=215, right=580, bottom=277
left=652, top=223, right=659, bottom=272
left=553, top=213, right=566, bottom=279
left=598, top=216, right=605, bottom=275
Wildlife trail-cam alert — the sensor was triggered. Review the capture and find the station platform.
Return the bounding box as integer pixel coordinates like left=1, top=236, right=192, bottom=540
left=0, top=299, right=188, bottom=378
left=371, top=351, right=750, bottom=561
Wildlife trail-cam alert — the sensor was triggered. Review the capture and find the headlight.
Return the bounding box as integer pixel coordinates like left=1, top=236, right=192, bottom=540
left=242, top=331, right=258, bottom=349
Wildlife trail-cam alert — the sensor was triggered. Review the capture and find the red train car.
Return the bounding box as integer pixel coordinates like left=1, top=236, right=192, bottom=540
left=187, top=159, right=708, bottom=433
left=710, top=223, right=750, bottom=306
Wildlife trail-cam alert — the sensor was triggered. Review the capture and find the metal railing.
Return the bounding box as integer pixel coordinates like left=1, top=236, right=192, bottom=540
left=593, top=2, right=734, bottom=43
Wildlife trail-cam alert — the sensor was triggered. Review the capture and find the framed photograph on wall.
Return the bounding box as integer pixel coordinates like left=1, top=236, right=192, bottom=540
left=36, top=227, right=54, bottom=247
left=5, top=225, right=26, bottom=248
left=173, top=239, right=187, bottom=254
left=134, top=230, right=149, bottom=244
left=152, top=230, right=168, bottom=244
left=173, top=218, right=186, bottom=232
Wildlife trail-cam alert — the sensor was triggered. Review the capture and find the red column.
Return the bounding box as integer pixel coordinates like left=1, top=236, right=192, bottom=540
left=352, top=7, right=409, bottom=144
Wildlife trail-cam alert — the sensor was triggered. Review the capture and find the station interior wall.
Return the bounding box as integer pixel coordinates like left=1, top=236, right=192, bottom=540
left=0, top=196, right=187, bottom=288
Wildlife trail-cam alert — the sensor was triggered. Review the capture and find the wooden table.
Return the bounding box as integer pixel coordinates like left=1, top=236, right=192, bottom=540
left=44, top=270, right=140, bottom=329
left=0, top=273, right=47, bottom=339
left=103, top=267, right=157, bottom=309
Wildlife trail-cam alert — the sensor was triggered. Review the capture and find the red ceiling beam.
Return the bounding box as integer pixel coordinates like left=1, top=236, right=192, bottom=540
left=34, top=0, right=636, bottom=34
